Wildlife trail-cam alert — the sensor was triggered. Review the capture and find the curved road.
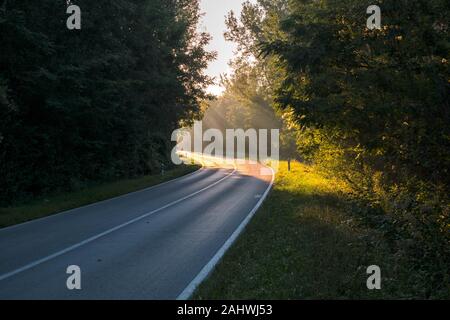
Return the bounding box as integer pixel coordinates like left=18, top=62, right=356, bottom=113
left=0, top=160, right=273, bottom=299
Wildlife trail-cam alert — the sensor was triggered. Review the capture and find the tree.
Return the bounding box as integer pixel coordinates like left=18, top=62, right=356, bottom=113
left=0, top=0, right=214, bottom=203
left=223, top=0, right=450, bottom=297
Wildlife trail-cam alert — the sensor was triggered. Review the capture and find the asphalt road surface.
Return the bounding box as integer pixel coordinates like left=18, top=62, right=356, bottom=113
left=0, top=160, right=273, bottom=300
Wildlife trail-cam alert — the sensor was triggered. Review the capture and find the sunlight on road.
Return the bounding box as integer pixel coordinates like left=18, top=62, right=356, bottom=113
left=178, top=151, right=275, bottom=180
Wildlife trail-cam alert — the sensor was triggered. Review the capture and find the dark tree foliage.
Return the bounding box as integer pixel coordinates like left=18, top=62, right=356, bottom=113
left=0, top=0, right=213, bottom=204
left=263, top=0, right=449, bottom=188
left=225, top=0, right=449, bottom=297
left=259, top=0, right=449, bottom=297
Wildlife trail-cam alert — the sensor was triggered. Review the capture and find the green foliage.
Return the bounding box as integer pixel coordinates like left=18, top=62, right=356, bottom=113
left=195, top=162, right=449, bottom=299
left=0, top=0, right=213, bottom=204
left=225, top=0, right=449, bottom=297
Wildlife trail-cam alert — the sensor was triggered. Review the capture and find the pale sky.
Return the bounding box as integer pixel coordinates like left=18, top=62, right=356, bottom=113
left=199, top=0, right=247, bottom=96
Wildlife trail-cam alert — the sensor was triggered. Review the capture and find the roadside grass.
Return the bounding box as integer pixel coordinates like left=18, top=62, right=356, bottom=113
left=194, top=161, right=414, bottom=299
left=0, top=165, right=200, bottom=229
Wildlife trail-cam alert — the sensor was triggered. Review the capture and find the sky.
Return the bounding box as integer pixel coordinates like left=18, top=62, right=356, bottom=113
left=199, top=0, right=247, bottom=96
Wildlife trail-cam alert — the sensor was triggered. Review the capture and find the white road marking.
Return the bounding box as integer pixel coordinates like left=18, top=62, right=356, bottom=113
left=177, top=165, right=275, bottom=300
left=0, top=167, right=237, bottom=282
left=0, top=167, right=204, bottom=233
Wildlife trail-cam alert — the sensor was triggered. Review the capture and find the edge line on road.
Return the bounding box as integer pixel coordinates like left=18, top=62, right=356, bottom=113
left=0, top=166, right=204, bottom=233
left=176, top=164, right=275, bottom=300
left=0, top=165, right=236, bottom=282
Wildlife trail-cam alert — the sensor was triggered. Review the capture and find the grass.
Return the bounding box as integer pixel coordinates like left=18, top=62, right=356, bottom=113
left=0, top=165, right=200, bottom=229
left=194, top=161, right=416, bottom=299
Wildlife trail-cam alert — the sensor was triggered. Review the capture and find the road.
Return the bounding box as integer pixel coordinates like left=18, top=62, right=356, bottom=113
left=0, top=159, right=273, bottom=300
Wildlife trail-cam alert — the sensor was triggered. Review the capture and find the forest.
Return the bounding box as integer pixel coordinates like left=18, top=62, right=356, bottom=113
left=207, top=0, right=449, bottom=297
left=0, top=0, right=214, bottom=204
left=0, top=0, right=449, bottom=298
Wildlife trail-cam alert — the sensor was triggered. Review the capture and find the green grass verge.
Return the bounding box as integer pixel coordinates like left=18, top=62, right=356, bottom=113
left=194, top=161, right=420, bottom=299
left=0, top=165, right=200, bottom=229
